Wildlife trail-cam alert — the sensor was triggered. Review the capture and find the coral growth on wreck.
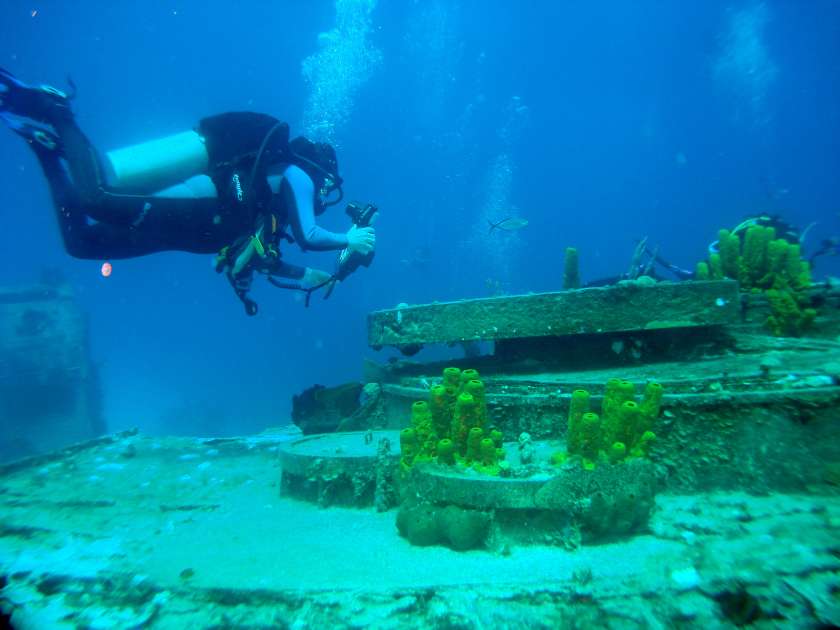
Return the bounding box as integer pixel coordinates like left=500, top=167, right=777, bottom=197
left=401, top=367, right=505, bottom=475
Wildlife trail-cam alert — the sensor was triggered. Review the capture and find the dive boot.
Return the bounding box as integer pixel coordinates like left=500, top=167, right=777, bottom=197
left=0, top=67, right=72, bottom=124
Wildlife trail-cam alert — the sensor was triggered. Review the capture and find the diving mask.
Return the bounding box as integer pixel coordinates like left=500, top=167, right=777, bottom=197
left=319, top=175, right=344, bottom=209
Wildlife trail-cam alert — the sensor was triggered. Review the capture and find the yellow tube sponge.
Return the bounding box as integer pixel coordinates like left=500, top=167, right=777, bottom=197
left=410, top=400, right=436, bottom=459
left=566, top=389, right=590, bottom=454
left=630, top=431, right=656, bottom=458
left=411, top=400, right=433, bottom=433
left=436, top=438, right=456, bottom=465
left=489, top=428, right=504, bottom=449
left=766, top=238, right=789, bottom=278
left=602, top=378, right=622, bottom=420
left=400, top=428, right=418, bottom=471
left=460, top=368, right=480, bottom=386
left=452, top=392, right=478, bottom=455
left=466, top=427, right=484, bottom=463
left=640, top=381, right=664, bottom=429
left=709, top=253, right=723, bottom=280
left=579, top=412, right=602, bottom=462
left=718, top=229, right=742, bottom=281
left=463, top=379, right=487, bottom=428
left=609, top=442, right=627, bottom=464
left=443, top=367, right=461, bottom=391
left=742, top=225, right=774, bottom=285
left=479, top=438, right=497, bottom=466
left=429, top=385, right=452, bottom=440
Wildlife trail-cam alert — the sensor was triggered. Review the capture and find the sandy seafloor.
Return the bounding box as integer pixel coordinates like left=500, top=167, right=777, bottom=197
left=0, top=428, right=838, bottom=629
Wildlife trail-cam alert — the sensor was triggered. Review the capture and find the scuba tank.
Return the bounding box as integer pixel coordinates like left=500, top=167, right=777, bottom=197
left=105, top=130, right=209, bottom=192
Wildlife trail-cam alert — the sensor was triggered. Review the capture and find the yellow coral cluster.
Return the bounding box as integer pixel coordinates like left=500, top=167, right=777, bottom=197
left=400, top=367, right=505, bottom=475
left=559, top=379, right=662, bottom=470
left=697, top=225, right=816, bottom=336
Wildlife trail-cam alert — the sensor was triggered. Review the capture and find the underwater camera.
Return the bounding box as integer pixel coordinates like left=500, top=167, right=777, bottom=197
left=325, top=201, right=379, bottom=298
left=346, top=201, right=378, bottom=229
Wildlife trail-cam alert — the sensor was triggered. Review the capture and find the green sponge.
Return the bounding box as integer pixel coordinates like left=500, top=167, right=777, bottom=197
left=463, top=379, right=487, bottom=428
left=460, top=368, right=480, bottom=386
left=630, top=431, right=656, bottom=458
left=718, top=228, right=742, bottom=280
left=579, top=412, right=602, bottom=462
left=566, top=388, right=590, bottom=454
left=640, top=381, right=664, bottom=428
left=452, top=392, right=478, bottom=455
left=436, top=438, right=456, bottom=465
left=429, top=385, right=452, bottom=440
left=741, top=225, right=774, bottom=285
left=709, top=252, right=723, bottom=280
left=443, top=367, right=461, bottom=390
left=616, top=400, right=641, bottom=447
left=609, top=441, right=627, bottom=464
left=489, top=428, right=504, bottom=448
left=466, top=427, right=484, bottom=463
left=400, top=428, right=418, bottom=472
left=602, top=378, right=622, bottom=420
left=474, top=437, right=500, bottom=475
left=410, top=400, right=436, bottom=460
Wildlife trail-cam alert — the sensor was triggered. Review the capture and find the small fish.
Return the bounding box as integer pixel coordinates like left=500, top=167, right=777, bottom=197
left=488, top=217, right=529, bottom=233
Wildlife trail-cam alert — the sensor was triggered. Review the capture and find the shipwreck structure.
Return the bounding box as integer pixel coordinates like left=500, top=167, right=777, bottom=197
left=2, top=278, right=839, bottom=627
left=0, top=283, right=103, bottom=461
left=285, top=278, right=840, bottom=527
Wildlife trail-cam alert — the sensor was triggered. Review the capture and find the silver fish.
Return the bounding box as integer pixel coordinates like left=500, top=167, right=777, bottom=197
left=488, top=217, right=529, bottom=233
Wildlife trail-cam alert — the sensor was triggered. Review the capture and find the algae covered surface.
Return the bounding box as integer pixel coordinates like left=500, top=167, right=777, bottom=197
left=1, top=424, right=839, bottom=628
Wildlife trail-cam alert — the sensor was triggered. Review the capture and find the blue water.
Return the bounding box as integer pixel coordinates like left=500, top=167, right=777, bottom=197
left=1, top=1, right=838, bottom=436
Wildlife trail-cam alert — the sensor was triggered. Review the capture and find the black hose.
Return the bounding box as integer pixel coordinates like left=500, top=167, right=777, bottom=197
left=244, top=122, right=287, bottom=211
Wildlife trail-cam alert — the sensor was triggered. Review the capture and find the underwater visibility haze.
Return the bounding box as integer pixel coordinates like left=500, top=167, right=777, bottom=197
left=0, top=1, right=839, bottom=627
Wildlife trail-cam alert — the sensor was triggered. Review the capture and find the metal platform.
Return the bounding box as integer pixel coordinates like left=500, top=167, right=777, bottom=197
left=368, top=280, right=740, bottom=349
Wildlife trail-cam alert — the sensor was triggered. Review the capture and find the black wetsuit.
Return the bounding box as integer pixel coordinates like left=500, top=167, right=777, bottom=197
left=31, top=111, right=292, bottom=260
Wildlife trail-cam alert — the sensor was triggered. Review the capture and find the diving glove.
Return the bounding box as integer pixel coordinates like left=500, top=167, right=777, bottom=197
left=346, top=224, right=376, bottom=255
left=301, top=267, right=333, bottom=290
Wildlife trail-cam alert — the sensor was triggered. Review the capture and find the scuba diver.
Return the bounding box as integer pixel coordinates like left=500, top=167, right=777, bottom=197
left=586, top=214, right=820, bottom=288
left=0, top=68, right=377, bottom=315
left=585, top=236, right=695, bottom=287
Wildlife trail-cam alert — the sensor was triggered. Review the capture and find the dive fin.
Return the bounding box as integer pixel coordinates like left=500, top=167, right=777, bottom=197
left=0, top=112, right=61, bottom=153
left=0, top=67, right=70, bottom=123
